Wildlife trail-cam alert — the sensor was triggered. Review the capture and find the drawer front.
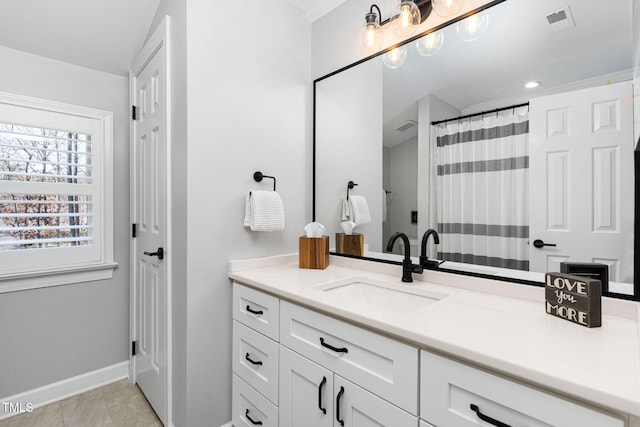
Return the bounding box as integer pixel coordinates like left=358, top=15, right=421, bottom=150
left=232, top=374, right=278, bottom=427
left=233, top=283, right=279, bottom=340
left=420, top=351, right=624, bottom=427
left=232, top=321, right=279, bottom=405
left=280, top=301, right=419, bottom=415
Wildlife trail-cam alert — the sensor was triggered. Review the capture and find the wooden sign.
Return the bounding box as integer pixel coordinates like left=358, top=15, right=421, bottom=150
left=545, top=272, right=602, bottom=328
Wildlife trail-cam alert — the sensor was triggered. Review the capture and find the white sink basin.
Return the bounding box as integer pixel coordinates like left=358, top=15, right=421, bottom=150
left=314, top=277, right=447, bottom=313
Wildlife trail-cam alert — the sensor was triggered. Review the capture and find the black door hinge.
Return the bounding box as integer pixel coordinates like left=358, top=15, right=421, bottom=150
left=132, top=223, right=137, bottom=238
left=131, top=105, right=137, bottom=120
left=132, top=341, right=137, bottom=356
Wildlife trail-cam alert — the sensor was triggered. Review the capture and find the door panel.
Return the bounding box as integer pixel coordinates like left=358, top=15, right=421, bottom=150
left=529, top=81, right=634, bottom=283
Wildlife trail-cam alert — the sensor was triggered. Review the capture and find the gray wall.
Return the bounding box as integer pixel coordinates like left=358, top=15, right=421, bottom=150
left=0, top=46, right=130, bottom=397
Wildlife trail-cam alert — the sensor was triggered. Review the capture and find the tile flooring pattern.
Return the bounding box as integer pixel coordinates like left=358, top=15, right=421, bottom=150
left=0, top=380, right=162, bottom=427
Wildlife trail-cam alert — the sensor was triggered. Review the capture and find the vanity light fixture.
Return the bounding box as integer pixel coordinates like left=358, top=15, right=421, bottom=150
left=524, top=80, right=541, bottom=89
left=416, top=30, right=444, bottom=56
left=456, top=10, right=489, bottom=41
left=382, top=45, right=408, bottom=68
left=361, top=1, right=433, bottom=53
left=432, top=0, right=464, bottom=17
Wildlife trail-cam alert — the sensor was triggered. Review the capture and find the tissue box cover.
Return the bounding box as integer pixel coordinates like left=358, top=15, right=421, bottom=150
left=299, top=236, right=330, bottom=269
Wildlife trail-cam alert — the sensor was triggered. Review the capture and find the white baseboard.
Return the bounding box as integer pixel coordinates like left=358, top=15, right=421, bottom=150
left=220, top=422, right=233, bottom=427
left=0, top=360, right=129, bottom=421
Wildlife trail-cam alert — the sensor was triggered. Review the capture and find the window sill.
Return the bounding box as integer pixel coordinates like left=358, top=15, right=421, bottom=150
left=0, top=262, right=118, bottom=293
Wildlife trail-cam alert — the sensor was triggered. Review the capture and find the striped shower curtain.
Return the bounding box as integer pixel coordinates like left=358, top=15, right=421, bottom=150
left=432, top=109, right=529, bottom=270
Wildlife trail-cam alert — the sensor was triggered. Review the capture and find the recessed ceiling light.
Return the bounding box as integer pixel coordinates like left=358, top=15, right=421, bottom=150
left=525, top=81, right=541, bottom=89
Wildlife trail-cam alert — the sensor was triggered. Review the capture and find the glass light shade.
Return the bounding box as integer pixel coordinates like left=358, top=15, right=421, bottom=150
left=416, top=30, right=444, bottom=56
left=382, top=46, right=408, bottom=69
left=456, top=11, right=489, bottom=41
left=361, top=15, right=382, bottom=51
left=390, top=1, right=421, bottom=38
left=432, top=0, right=464, bottom=17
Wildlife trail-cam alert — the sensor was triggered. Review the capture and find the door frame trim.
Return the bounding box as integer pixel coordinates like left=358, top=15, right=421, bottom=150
left=129, top=15, right=173, bottom=425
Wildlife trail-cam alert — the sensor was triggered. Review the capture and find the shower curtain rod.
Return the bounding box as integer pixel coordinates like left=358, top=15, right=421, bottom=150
left=431, top=102, right=529, bottom=126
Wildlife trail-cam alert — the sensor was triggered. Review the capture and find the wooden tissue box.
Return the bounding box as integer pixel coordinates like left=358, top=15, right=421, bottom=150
left=335, top=233, right=364, bottom=257
left=299, top=236, right=330, bottom=269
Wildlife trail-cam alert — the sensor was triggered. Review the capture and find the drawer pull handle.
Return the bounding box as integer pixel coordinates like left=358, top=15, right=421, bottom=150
left=336, top=386, right=345, bottom=426
left=318, top=376, right=327, bottom=414
left=470, top=404, right=511, bottom=427
left=245, top=409, right=263, bottom=425
left=246, top=305, right=264, bottom=316
left=320, top=337, right=348, bottom=354
left=245, top=353, right=263, bottom=366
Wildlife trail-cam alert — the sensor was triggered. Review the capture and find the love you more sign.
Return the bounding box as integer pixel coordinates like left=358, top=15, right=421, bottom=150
left=545, top=272, right=602, bottom=328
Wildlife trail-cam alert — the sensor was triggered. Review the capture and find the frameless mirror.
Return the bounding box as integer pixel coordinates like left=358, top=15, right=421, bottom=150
left=314, top=0, right=638, bottom=299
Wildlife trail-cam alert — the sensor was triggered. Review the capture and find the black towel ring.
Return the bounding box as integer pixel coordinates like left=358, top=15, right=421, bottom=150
left=254, top=171, right=276, bottom=191
left=346, top=180, right=358, bottom=200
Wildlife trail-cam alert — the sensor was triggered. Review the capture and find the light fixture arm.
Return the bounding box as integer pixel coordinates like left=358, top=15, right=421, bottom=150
left=367, top=0, right=432, bottom=27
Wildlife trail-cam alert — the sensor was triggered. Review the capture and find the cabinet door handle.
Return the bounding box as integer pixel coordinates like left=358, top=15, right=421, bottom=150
left=318, top=376, right=327, bottom=414
left=320, top=337, right=348, bottom=354
left=336, top=386, right=345, bottom=426
left=246, top=305, right=263, bottom=316
left=245, top=409, right=263, bottom=425
left=470, top=404, right=511, bottom=427
left=245, top=353, right=263, bottom=366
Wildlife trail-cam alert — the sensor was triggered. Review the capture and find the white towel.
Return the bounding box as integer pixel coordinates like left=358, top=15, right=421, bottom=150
left=348, top=195, right=371, bottom=225
left=244, top=191, right=285, bottom=232
left=341, top=199, right=350, bottom=221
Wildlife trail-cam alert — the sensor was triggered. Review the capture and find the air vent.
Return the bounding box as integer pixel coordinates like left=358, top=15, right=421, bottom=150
left=546, top=6, right=575, bottom=33
left=394, top=120, right=417, bottom=132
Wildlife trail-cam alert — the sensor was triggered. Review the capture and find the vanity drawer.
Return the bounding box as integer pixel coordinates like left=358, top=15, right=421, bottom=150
left=279, top=301, right=419, bottom=415
left=420, top=351, right=624, bottom=427
left=232, top=321, right=279, bottom=405
left=232, top=373, right=278, bottom=427
left=233, top=283, right=279, bottom=340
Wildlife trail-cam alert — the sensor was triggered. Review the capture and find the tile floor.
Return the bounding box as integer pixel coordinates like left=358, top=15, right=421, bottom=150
left=0, top=380, right=162, bottom=427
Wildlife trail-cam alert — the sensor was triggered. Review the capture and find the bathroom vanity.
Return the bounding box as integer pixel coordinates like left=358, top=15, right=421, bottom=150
left=228, top=254, right=640, bottom=427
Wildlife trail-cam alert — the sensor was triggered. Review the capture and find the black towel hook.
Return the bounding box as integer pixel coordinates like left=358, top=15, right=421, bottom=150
left=254, top=171, right=276, bottom=191
left=346, top=180, right=358, bottom=200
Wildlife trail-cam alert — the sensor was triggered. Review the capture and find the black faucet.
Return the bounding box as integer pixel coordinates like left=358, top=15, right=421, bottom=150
left=420, top=229, right=442, bottom=269
left=386, top=232, right=423, bottom=282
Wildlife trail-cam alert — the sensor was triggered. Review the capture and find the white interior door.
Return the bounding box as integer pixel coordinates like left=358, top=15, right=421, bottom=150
left=529, top=81, right=634, bottom=282
left=131, top=19, right=170, bottom=425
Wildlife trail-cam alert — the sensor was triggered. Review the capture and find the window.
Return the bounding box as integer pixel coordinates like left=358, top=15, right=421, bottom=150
left=0, top=92, right=115, bottom=291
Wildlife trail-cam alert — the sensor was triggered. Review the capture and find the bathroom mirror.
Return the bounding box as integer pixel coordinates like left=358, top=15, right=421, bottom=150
left=314, top=0, right=639, bottom=299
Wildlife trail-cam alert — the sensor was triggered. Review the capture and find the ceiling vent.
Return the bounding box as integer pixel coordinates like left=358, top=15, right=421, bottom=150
left=394, top=120, right=417, bottom=132
left=546, top=6, right=575, bottom=33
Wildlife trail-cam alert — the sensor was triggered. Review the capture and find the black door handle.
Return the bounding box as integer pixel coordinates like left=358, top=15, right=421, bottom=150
left=143, top=247, right=164, bottom=260
left=532, top=239, right=556, bottom=249
left=245, top=353, right=263, bottom=366
left=336, top=386, right=345, bottom=426
left=320, top=337, right=348, bottom=354
left=318, top=376, right=327, bottom=414
left=245, top=409, right=263, bottom=425
left=470, top=404, right=511, bottom=427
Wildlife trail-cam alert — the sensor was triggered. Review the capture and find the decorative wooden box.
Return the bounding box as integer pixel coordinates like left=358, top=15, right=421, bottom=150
left=299, top=236, right=330, bottom=269
left=545, top=272, right=602, bottom=328
left=335, top=233, right=364, bottom=257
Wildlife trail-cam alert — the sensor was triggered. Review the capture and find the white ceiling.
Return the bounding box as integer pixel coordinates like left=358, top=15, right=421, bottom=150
left=383, top=0, right=633, bottom=147
left=0, top=0, right=160, bottom=76
left=286, top=0, right=347, bottom=22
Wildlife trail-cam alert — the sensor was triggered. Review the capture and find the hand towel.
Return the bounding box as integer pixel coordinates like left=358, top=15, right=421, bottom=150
left=348, top=195, right=371, bottom=225
left=244, top=191, right=285, bottom=232
left=341, top=199, right=351, bottom=221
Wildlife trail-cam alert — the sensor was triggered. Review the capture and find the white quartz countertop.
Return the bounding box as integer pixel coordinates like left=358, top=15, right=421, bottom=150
left=228, top=254, right=640, bottom=418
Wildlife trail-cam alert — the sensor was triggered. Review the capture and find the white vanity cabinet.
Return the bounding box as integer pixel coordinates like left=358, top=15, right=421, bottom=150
left=420, top=351, right=624, bottom=427
left=279, top=345, right=417, bottom=427
left=232, top=284, right=281, bottom=427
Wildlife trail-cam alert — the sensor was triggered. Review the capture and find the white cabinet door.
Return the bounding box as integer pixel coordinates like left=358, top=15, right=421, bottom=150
left=279, top=346, right=334, bottom=427
left=334, top=375, right=418, bottom=427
